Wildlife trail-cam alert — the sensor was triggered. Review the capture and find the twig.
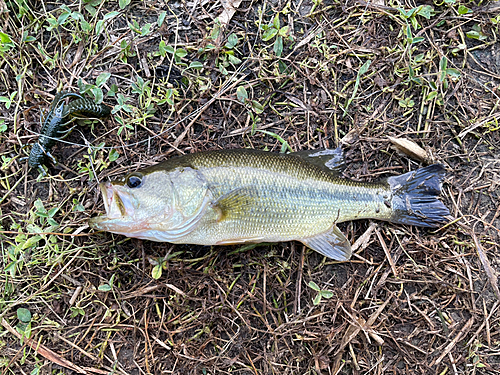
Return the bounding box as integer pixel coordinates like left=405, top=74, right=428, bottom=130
left=432, top=317, right=474, bottom=366
left=472, top=230, right=500, bottom=300
left=172, top=70, right=247, bottom=148
left=336, top=295, right=392, bottom=355
left=375, top=228, right=397, bottom=278
left=294, top=243, right=304, bottom=315
left=2, top=318, right=87, bottom=374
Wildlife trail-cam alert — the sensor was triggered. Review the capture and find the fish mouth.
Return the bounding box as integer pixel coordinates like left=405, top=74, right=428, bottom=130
left=103, top=182, right=126, bottom=219
left=89, top=182, right=135, bottom=228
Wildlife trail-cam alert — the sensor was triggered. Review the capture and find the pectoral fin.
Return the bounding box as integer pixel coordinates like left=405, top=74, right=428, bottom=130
left=301, top=225, right=352, bottom=261
left=212, top=187, right=257, bottom=221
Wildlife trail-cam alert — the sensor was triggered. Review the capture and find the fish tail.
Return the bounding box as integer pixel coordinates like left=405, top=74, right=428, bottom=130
left=387, top=164, right=450, bottom=227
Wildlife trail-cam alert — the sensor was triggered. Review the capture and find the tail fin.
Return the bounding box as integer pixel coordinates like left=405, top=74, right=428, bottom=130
left=387, top=164, right=450, bottom=228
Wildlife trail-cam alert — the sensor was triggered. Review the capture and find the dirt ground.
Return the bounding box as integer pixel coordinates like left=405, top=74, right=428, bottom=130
left=0, top=0, right=500, bottom=374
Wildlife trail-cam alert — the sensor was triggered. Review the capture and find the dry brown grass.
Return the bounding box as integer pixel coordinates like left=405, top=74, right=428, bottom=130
left=0, top=0, right=499, bottom=373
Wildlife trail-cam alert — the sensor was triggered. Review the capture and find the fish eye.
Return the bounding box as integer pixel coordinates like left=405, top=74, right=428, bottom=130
left=54, top=103, right=65, bottom=117
left=126, top=173, right=143, bottom=188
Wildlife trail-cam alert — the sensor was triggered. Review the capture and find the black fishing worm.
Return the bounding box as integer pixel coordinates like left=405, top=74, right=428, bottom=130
left=28, top=92, right=111, bottom=173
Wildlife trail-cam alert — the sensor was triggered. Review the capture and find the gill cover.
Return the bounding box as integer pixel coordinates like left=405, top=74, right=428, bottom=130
left=91, top=167, right=213, bottom=243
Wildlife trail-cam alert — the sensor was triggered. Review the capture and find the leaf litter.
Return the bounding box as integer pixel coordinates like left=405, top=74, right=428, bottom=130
left=0, top=0, right=499, bottom=373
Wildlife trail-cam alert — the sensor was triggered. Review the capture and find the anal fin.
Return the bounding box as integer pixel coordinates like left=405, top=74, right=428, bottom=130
left=301, top=225, right=352, bottom=261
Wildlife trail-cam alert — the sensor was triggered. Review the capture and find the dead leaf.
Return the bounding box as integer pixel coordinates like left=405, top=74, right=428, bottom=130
left=0, top=0, right=7, bottom=13
left=388, top=136, right=432, bottom=164
left=218, top=0, right=243, bottom=28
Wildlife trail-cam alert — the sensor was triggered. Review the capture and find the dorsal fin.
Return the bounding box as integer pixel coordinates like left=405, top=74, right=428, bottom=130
left=290, top=147, right=345, bottom=173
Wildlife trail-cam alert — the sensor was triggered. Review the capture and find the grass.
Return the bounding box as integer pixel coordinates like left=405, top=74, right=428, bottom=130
left=0, top=0, right=500, bottom=373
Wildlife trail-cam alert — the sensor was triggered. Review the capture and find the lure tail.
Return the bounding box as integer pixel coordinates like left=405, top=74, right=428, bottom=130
left=388, top=164, right=450, bottom=227
left=64, top=99, right=111, bottom=118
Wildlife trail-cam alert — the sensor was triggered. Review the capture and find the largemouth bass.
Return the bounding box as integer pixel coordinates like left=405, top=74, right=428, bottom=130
left=89, top=149, right=450, bottom=261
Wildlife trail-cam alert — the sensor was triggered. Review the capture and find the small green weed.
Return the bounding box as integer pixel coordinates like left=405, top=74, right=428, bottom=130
left=343, top=60, right=371, bottom=116
left=45, top=5, right=93, bottom=42
left=151, top=251, right=184, bottom=279
left=256, top=130, right=292, bottom=153
left=466, top=24, right=488, bottom=41
left=158, top=43, right=188, bottom=65
left=78, top=73, right=111, bottom=104
left=4, top=235, right=38, bottom=278
left=129, top=19, right=152, bottom=37
left=131, top=75, right=153, bottom=109
left=397, top=5, right=434, bottom=30
left=261, top=14, right=292, bottom=57
left=119, top=39, right=136, bottom=63
left=308, top=281, right=333, bottom=305
left=468, top=340, right=487, bottom=369
left=36, top=43, right=59, bottom=69
left=4, top=198, right=61, bottom=278
left=398, top=96, right=415, bottom=108
left=438, top=56, right=460, bottom=90
left=112, top=94, right=135, bottom=137
left=69, top=306, right=86, bottom=318
left=457, top=4, right=473, bottom=15
left=198, top=28, right=243, bottom=75
left=77, top=142, right=116, bottom=181
left=119, top=0, right=132, bottom=10
left=0, top=91, right=17, bottom=109
left=236, top=85, right=265, bottom=118
left=16, top=307, right=32, bottom=340
left=98, top=273, right=116, bottom=292
left=0, top=31, right=15, bottom=52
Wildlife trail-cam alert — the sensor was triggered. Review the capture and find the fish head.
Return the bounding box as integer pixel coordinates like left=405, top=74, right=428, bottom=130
left=89, top=170, right=176, bottom=236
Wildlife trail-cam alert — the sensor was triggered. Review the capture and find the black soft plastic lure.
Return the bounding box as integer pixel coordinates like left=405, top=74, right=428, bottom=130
left=28, top=92, right=110, bottom=174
